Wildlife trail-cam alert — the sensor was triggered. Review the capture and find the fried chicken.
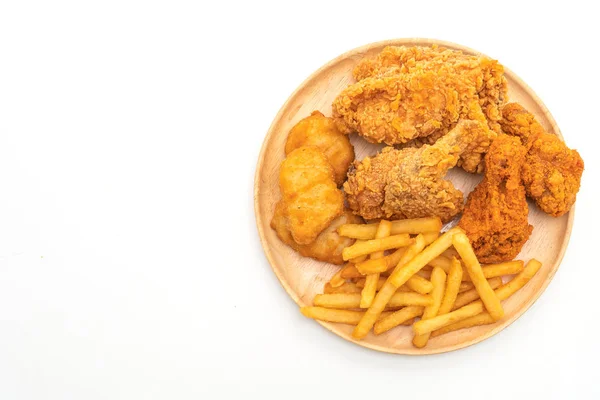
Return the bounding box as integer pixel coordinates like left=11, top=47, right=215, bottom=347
left=458, top=135, right=533, bottom=263
left=500, top=103, right=584, bottom=217
left=352, top=45, right=507, bottom=133
left=279, top=146, right=344, bottom=244
left=271, top=202, right=362, bottom=264
left=285, top=111, right=355, bottom=186
left=344, top=120, right=495, bottom=222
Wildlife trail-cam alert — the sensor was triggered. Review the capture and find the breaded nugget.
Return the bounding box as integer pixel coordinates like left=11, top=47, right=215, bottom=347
left=271, top=202, right=362, bottom=264
left=279, top=146, right=344, bottom=244
left=285, top=111, right=355, bottom=186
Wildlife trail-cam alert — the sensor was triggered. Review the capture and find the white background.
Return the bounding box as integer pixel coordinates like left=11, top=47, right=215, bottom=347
left=1, top=1, right=599, bottom=399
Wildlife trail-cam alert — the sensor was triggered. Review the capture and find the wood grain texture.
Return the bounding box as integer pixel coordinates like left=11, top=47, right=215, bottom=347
left=254, top=38, right=574, bottom=355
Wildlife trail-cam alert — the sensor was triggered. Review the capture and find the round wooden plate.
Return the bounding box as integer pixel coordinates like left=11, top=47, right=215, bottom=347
left=254, top=38, right=573, bottom=355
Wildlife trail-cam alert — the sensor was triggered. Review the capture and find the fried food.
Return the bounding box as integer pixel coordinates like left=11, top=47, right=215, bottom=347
left=458, top=135, right=533, bottom=263
left=271, top=202, right=361, bottom=264
left=278, top=146, right=344, bottom=245
left=500, top=103, right=584, bottom=217
left=285, top=111, right=355, bottom=186
left=352, top=45, right=507, bottom=133
left=337, top=217, right=442, bottom=239
left=341, top=234, right=412, bottom=261
left=344, top=120, right=495, bottom=222
left=413, top=266, right=446, bottom=348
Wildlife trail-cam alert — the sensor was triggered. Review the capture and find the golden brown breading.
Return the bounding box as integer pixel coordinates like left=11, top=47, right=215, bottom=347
left=279, top=146, right=344, bottom=244
left=270, top=202, right=362, bottom=264
left=332, top=69, right=468, bottom=145
left=285, top=111, right=355, bottom=186
left=459, top=135, right=533, bottom=263
left=344, top=120, right=495, bottom=222
left=500, top=103, right=584, bottom=217
left=352, top=45, right=507, bottom=133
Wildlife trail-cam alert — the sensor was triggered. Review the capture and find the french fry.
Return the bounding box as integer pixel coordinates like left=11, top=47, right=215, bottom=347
left=361, top=220, right=392, bottom=308
left=458, top=281, right=474, bottom=293
left=329, top=267, right=346, bottom=288
left=349, top=240, right=368, bottom=264
left=324, top=281, right=362, bottom=294
left=300, top=307, right=394, bottom=325
left=413, top=266, right=447, bottom=348
left=428, top=255, right=452, bottom=271
left=353, top=228, right=461, bottom=339
left=314, top=292, right=433, bottom=309
left=421, top=231, right=440, bottom=245
left=460, top=260, right=524, bottom=282
left=453, top=233, right=504, bottom=320
left=442, top=248, right=461, bottom=260
left=338, top=217, right=443, bottom=240
left=438, top=257, right=463, bottom=315
left=340, top=264, right=362, bottom=279
left=405, top=274, right=433, bottom=294
left=342, top=234, right=413, bottom=261
left=356, top=248, right=406, bottom=275
left=453, top=277, right=503, bottom=309
left=416, top=269, right=431, bottom=279
left=431, top=313, right=495, bottom=337
left=413, top=259, right=542, bottom=335
left=374, top=306, right=424, bottom=335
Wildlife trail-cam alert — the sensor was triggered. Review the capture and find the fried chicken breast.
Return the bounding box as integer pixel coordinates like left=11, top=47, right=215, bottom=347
left=500, top=103, right=584, bottom=217
left=344, top=120, right=495, bottom=222
left=458, top=135, right=533, bottom=263
left=285, top=111, right=355, bottom=186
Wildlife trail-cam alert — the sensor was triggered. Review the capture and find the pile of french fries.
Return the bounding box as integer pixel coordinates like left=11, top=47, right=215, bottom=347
left=300, top=217, right=542, bottom=348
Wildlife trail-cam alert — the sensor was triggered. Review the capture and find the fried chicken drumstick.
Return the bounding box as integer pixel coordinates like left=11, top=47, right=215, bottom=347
left=458, top=135, right=533, bottom=263
left=500, top=103, right=584, bottom=217
left=344, top=120, right=494, bottom=223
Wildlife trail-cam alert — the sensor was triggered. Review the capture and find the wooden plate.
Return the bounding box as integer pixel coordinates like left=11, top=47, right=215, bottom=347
left=254, top=38, right=573, bottom=355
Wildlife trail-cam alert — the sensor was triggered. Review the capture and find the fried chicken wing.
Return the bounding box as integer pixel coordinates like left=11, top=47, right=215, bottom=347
left=344, top=120, right=494, bottom=222
left=279, top=146, right=344, bottom=244
left=458, top=135, right=533, bottom=263
left=271, top=202, right=362, bottom=264
left=352, top=45, right=507, bottom=132
left=285, top=111, right=355, bottom=186
left=500, top=103, right=584, bottom=217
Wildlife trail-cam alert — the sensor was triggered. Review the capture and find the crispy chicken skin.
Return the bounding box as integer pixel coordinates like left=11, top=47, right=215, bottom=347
left=270, top=203, right=362, bottom=264
left=500, top=103, right=584, bottom=217
left=344, top=120, right=494, bottom=222
left=459, top=135, right=533, bottom=263
left=352, top=45, right=507, bottom=133
left=279, top=146, right=344, bottom=245
left=285, top=111, right=355, bottom=186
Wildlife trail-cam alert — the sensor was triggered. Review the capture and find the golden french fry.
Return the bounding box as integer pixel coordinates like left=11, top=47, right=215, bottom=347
left=413, top=259, right=542, bottom=335
left=458, top=281, right=474, bottom=293
left=342, top=234, right=412, bottom=261
left=340, top=264, right=362, bottom=279
left=324, top=281, right=362, bottom=294
left=353, top=229, right=462, bottom=339
left=360, top=221, right=392, bottom=308
left=416, top=269, right=431, bottom=279
left=460, top=260, right=524, bottom=282
left=356, top=248, right=407, bottom=274
left=453, top=277, right=503, bottom=310
left=314, top=292, right=433, bottom=309
left=453, top=233, right=504, bottom=320
left=329, top=267, right=346, bottom=288
left=413, top=266, right=447, bottom=348
left=300, top=307, right=394, bottom=325
left=374, top=306, right=424, bottom=335
left=431, top=313, right=495, bottom=337
left=427, top=255, right=452, bottom=272
left=442, top=248, right=461, bottom=260
left=338, top=217, right=443, bottom=240
left=421, top=231, right=440, bottom=245
left=349, top=240, right=368, bottom=263
left=438, top=257, right=463, bottom=315
left=405, top=274, right=433, bottom=294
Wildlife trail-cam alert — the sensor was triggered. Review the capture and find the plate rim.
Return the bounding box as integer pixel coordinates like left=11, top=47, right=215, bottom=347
left=254, top=38, right=575, bottom=355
